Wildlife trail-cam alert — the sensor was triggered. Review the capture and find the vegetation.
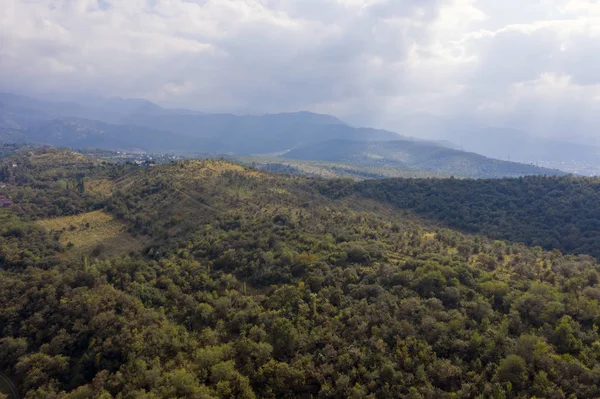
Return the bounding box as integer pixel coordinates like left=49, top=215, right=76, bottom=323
left=352, top=176, right=600, bottom=259
left=1, top=92, right=571, bottom=179
left=36, top=210, right=148, bottom=260
left=0, top=144, right=23, bottom=160
left=2, top=148, right=600, bottom=398
left=282, top=139, right=564, bottom=179
left=0, top=129, right=27, bottom=145
left=0, top=92, right=397, bottom=155
left=234, top=156, right=452, bottom=180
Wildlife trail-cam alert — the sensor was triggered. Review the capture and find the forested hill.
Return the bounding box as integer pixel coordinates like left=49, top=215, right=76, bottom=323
left=282, top=139, right=564, bottom=179
left=347, top=176, right=600, bottom=258
left=3, top=149, right=600, bottom=398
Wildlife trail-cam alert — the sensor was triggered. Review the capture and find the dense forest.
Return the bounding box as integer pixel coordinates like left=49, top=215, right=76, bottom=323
left=351, top=177, right=600, bottom=259
left=2, top=149, right=600, bottom=398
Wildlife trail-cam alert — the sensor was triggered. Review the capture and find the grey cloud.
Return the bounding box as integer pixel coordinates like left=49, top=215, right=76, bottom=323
left=2, top=0, right=600, bottom=141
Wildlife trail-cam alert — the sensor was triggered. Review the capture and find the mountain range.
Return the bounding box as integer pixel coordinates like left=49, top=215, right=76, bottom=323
left=0, top=92, right=569, bottom=178
left=280, top=139, right=563, bottom=178
left=397, top=112, right=600, bottom=163
left=0, top=92, right=398, bottom=153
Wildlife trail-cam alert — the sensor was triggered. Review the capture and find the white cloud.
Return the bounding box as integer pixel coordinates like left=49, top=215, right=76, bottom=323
left=2, top=0, right=600, bottom=139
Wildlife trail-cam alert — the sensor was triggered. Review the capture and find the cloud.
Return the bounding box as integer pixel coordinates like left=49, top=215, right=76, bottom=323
left=1, top=0, right=600, bottom=139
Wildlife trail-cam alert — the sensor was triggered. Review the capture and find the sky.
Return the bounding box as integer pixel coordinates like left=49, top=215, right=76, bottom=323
left=2, top=0, right=600, bottom=140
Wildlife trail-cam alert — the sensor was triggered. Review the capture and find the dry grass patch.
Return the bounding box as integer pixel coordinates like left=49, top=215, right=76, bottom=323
left=174, top=160, right=265, bottom=180
left=37, top=210, right=147, bottom=259
left=423, top=232, right=436, bottom=240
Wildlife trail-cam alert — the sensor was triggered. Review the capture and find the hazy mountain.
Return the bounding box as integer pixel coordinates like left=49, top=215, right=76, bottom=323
left=3, top=92, right=599, bottom=167
left=398, top=113, right=600, bottom=163
left=0, top=93, right=124, bottom=125
left=27, top=118, right=206, bottom=152
left=119, top=111, right=389, bottom=148
left=0, top=92, right=401, bottom=154
left=0, top=127, right=28, bottom=143
left=0, top=91, right=590, bottom=176
left=20, top=116, right=399, bottom=155
left=282, top=139, right=565, bottom=178
left=0, top=101, right=54, bottom=130
left=13, top=114, right=396, bottom=155
left=459, top=127, right=600, bottom=163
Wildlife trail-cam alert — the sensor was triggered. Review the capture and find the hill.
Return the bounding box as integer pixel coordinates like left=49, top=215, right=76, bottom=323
left=27, top=118, right=206, bottom=153
left=117, top=112, right=399, bottom=154
left=398, top=113, right=600, bottom=163
left=0, top=92, right=123, bottom=126
left=233, top=156, right=454, bottom=180
left=344, top=175, right=600, bottom=258
left=282, top=139, right=565, bottom=179
left=0, top=93, right=400, bottom=155
left=2, top=151, right=600, bottom=397
left=0, top=128, right=27, bottom=143
left=0, top=92, right=584, bottom=179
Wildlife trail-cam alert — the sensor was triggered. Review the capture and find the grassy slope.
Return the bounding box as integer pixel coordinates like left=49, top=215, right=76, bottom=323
left=36, top=210, right=147, bottom=260
left=353, top=175, right=600, bottom=258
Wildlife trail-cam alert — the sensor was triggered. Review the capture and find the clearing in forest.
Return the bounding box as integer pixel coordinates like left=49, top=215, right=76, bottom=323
left=37, top=210, right=147, bottom=259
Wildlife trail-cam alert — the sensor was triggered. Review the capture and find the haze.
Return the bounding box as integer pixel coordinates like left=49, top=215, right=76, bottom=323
left=2, top=0, right=600, bottom=143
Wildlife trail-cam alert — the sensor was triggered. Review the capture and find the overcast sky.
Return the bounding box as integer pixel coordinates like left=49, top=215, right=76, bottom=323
left=2, top=0, right=600, bottom=139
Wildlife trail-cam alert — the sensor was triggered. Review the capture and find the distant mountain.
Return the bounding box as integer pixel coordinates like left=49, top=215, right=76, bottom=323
left=0, top=92, right=400, bottom=154
left=0, top=101, right=54, bottom=130
left=3, top=92, right=599, bottom=167
left=0, top=93, right=125, bottom=125
left=77, top=96, right=163, bottom=116
left=281, top=139, right=565, bottom=178
left=0, top=91, right=582, bottom=177
left=454, top=127, right=600, bottom=163
left=119, top=111, right=394, bottom=154
left=0, top=127, right=27, bottom=143
left=27, top=118, right=206, bottom=153
left=20, top=116, right=399, bottom=155
left=398, top=113, right=600, bottom=163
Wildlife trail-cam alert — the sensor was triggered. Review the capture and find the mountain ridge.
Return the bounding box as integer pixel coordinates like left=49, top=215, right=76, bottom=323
left=281, top=139, right=565, bottom=178
left=0, top=91, right=583, bottom=178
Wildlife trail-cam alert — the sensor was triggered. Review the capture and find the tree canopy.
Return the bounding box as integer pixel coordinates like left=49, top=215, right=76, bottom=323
left=2, top=149, right=600, bottom=398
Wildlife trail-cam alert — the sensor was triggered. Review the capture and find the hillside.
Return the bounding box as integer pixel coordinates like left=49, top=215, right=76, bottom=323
left=27, top=118, right=206, bottom=153
left=0, top=93, right=123, bottom=127
left=119, top=111, right=398, bottom=154
left=2, top=150, right=600, bottom=398
left=344, top=175, right=600, bottom=258
left=398, top=113, right=600, bottom=163
left=0, top=128, right=27, bottom=143
left=0, top=93, right=400, bottom=155
left=0, top=92, right=581, bottom=179
left=233, top=156, right=454, bottom=180
left=282, top=139, right=565, bottom=179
